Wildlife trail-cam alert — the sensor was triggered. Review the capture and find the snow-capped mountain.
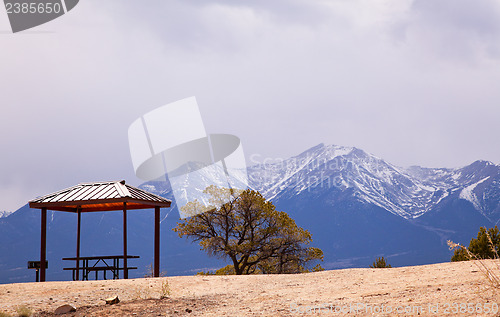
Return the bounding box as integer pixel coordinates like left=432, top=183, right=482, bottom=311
left=0, top=211, right=12, bottom=218
left=247, top=144, right=500, bottom=222
left=141, top=143, right=499, bottom=222
left=1, top=143, right=498, bottom=283
left=136, top=144, right=499, bottom=266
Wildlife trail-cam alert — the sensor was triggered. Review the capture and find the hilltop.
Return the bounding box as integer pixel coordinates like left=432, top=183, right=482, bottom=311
left=0, top=260, right=498, bottom=316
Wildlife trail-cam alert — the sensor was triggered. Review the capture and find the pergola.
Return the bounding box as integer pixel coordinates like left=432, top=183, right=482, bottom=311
left=29, top=180, right=171, bottom=282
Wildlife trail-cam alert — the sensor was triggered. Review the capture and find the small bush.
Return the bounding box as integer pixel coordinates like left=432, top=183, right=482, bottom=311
left=160, top=279, right=171, bottom=299
left=370, top=257, right=392, bottom=268
left=196, top=265, right=235, bottom=275
left=143, top=263, right=167, bottom=278
left=132, top=279, right=172, bottom=300
left=451, top=226, right=500, bottom=261
left=15, top=305, right=32, bottom=317
left=309, top=264, right=325, bottom=272
left=198, top=262, right=325, bottom=275
left=0, top=311, right=12, bottom=317
left=448, top=239, right=500, bottom=291
left=215, top=264, right=236, bottom=275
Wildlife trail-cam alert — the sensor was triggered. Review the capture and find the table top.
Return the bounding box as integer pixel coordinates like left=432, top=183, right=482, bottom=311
left=62, top=255, right=140, bottom=261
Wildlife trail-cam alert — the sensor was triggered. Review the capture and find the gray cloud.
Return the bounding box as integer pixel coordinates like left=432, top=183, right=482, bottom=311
left=399, top=0, right=500, bottom=61
left=0, top=0, right=499, bottom=212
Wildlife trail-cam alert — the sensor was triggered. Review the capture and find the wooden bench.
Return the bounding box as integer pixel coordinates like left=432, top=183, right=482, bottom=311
left=64, top=266, right=114, bottom=280
left=63, top=255, right=139, bottom=281
left=63, top=266, right=138, bottom=281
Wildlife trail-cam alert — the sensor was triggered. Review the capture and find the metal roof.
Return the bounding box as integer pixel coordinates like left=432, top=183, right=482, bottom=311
left=29, top=180, right=171, bottom=212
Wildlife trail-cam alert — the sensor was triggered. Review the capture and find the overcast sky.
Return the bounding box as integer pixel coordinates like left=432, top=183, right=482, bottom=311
left=1, top=0, right=499, bottom=212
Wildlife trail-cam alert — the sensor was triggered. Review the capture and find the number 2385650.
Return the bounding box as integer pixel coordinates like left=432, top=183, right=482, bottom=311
left=5, top=2, right=62, bottom=14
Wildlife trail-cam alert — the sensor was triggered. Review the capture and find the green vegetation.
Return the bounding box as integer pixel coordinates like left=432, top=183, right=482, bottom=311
left=143, top=263, right=167, bottom=278
left=15, top=306, right=32, bottom=317
left=370, top=257, right=392, bottom=268
left=197, top=263, right=325, bottom=276
left=159, top=280, right=171, bottom=299
left=451, top=226, right=500, bottom=261
left=448, top=229, right=500, bottom=293
left=131, top=279, right=171, bottom=300
left=175, top=186, right=324, bottom=275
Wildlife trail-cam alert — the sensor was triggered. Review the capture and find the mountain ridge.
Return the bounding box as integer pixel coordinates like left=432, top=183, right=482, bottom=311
left=139, top=142, right=499, bottom=222
left=0, top=143, right=498, bottom=283
left=243, top=143, right=500, bottom=221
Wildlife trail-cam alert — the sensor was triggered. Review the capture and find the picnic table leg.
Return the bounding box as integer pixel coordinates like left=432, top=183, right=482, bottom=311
left=84, top=260, right=89, bottom=281
left=114, top=258, right=119, bottom=279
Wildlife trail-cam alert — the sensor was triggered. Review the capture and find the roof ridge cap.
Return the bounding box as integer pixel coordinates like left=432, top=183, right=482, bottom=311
left=78, top=180, right=122, bottom=186
left=115, top=180, right=131, bottom=197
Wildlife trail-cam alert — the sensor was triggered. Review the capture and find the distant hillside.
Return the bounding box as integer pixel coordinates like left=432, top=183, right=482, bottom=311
left=0, top=143, right=498, bottom=283
left=0, top=260, right=494, bottom=316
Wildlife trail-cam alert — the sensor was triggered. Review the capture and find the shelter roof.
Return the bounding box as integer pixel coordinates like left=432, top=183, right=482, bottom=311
left=29, top=180, right=171, bottom=212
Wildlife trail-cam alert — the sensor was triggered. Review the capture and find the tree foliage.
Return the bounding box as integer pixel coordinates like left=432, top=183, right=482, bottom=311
left=370, top=256, right=392, bottom=268
left=174, top=186, right=324, bottom=275
left=451, top=226, right=500, bottom=261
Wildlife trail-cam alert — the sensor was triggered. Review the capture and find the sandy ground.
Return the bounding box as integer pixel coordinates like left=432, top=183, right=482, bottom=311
left=1, top=260, right=500, bottom=316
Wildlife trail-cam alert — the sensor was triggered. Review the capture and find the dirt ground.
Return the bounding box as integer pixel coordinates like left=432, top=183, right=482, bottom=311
left=1, top=260, right=500, bottom=316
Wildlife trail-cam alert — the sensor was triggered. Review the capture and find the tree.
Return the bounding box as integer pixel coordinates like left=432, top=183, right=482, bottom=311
left=174, top=186, right=324, bottom=275
left=451, top=226, right=500, bottom=261
left=370, top=257, right=391, bottom=268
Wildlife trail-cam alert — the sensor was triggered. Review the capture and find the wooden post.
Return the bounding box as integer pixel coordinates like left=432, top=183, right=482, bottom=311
left=76, top=207, right=81, bottom=280
left=123, top=202, right=128, bottom=279
left=154, top=206, right=160, bottom=277
left=40, top=208, right=47, bottom=282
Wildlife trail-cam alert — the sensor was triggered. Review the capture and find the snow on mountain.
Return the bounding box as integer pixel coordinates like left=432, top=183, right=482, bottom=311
left=248, top=144, right=434, bottom=218
left=459, top=176, right=490, bottom=211
left=0, top=211, right=12, bottom=218
left=248, top=144, right=499, bottom=220
left=140, top=143, right=500, bottom=221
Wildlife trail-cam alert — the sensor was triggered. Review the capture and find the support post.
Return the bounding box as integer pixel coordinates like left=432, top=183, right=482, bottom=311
left=154, top=206, right=160, bottom=277
left=76, top=207, right=81, bottom=280
left=40, top=208, right=47, bottom=282
left=123, top=202, right=128, bottom=279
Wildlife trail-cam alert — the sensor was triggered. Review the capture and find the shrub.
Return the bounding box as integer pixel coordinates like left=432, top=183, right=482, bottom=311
left=15, top=306, right=32, bottom=317
left=143, top=263, right=167, bottom=278
left=159, top=279, right=171, bottom=299
left=451, top=226, right=500, bottom=261
left=370, top=257, right=392, bottom=268
left=448, top=238, right=500, bottom=292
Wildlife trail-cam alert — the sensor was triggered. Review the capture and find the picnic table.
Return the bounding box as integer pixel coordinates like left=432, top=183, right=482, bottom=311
left=62, top=255, right=139, bottom=281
